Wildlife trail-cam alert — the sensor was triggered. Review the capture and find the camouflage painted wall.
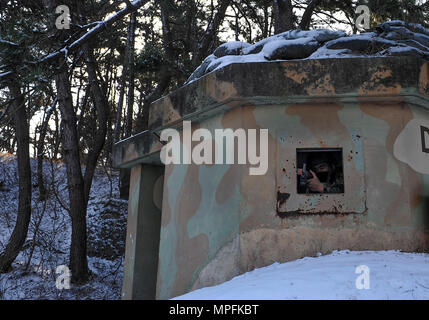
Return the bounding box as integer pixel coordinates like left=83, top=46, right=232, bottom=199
left=113, top=57, right=429, bottom=300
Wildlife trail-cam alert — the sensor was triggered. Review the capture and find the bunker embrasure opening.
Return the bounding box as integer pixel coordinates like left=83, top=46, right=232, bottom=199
left=296, top=148, right=344, bottom=194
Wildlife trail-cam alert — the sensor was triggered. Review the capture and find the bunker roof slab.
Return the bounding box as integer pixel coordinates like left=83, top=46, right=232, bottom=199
left=113, top=57, right=429, bottom=169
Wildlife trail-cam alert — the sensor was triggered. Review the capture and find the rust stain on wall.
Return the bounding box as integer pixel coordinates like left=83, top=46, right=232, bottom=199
left=419, top=62, right=429, bottom=96
left=358, top=67, right=402, bottom=96
left=276, top=191, right=291, bottom=218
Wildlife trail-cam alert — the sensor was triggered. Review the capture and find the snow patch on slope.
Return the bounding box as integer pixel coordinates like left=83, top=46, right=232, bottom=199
left=0, top=154, right=126, bottom=300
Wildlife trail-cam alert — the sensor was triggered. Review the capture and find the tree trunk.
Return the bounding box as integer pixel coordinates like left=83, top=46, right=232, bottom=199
left=299, top=0, right=322, bottom=30
left=136, top=1, right=174, bottom=133
left=0, top=79, right=32, bottom=273
left=194, top=0, right=231, bottom=64
left=119, top=11, right=138, bottom=200
left=273, top=0, right=294, bottom=34
left=81, top=42, right=109, bottom=205
left=125, top=12, right=137, bottom=139
left=37, top=98, right=57, bottom=201
left=55, top=67, right=89, bottom=284
left=53, top=107, right=61, bottom=160
left=113, top=19, right=132, bottom=144
left=111, top=12, right=138, bottom=199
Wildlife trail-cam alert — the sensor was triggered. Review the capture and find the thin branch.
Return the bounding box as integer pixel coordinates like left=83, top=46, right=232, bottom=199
left=0, top=0, right=150, bottom=81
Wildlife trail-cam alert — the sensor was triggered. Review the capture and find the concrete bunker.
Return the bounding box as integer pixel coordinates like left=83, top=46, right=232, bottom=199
left=113, top=56, right=429, bottom=300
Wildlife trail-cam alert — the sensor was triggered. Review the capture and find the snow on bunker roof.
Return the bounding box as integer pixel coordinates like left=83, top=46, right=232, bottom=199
left=185, top=20, right=429, bottom=85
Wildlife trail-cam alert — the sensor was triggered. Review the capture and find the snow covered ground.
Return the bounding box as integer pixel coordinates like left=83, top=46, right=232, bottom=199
left=174, top=250, right=429, bottom=300
left=0, top=153, right=127, bottom=300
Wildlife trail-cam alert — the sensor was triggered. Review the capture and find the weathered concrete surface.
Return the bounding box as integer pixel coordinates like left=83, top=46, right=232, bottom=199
left=112, top=130, right=164, bottom=169
left=148, top=57, right=428, bottom=131
left=193, top=226, right=428, bottom=291
left=114, top=57, right=428, bottom=168
left=113, top=57, right=429, bottom=300
left=121, top=164, right=164, bottom=300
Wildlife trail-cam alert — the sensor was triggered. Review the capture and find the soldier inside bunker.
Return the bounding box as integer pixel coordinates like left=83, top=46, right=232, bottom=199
left=298, top=152, right=344, bottom=194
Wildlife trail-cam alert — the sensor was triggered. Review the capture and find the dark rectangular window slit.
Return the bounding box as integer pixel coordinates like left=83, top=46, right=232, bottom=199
left=296, top=148, right=344, bottom=194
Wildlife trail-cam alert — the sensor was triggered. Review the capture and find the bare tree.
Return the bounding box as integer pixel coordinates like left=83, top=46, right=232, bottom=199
left=113, top=13, right=136, bottom=144
left=136, top=0, right=175, bottom=133
left=273, top=0, right=294, bottom=33
left=299, top=0, right=322, bottom=30
left=194, top=0, right=232, bottom=64
left=54, top=65, right=89, bottom=283
left=81, top=42, right=109, bottom=206
left=0, top=77, right=32, bottom=272
left=273, top=0, right=322, bottom=34
left=125, top=12, right=137, bottom=140
left=48, top=0, right=148, bottom=283
left=37, top=97, right=57, bottom=201
left=115, top=11, right=138, bottom=200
